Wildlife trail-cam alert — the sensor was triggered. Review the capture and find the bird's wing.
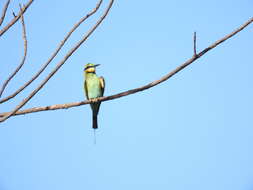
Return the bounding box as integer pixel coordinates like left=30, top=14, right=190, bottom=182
left=84, top=80, right=89, bottom=99
left=99, top=76, right=105, bottom=96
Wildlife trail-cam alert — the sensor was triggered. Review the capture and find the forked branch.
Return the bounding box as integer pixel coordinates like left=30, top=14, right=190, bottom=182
left=0, top=0, right=115, bottom=122
left=0, top=0, right=103, bottom=104
left=0, top=4, right=27, bottom=98
left=0, top=0, right=33, bottom=37
left=1, top=17, right=252, bottom=119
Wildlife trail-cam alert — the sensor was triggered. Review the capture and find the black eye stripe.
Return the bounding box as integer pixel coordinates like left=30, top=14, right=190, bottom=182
left=84, top=66, right=94, bottom=70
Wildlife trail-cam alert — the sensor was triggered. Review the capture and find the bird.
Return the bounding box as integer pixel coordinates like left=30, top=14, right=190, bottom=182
left=84, top=63, right=105, bottom=130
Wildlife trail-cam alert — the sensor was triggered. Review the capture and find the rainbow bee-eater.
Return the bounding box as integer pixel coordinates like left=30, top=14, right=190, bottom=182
left=84, top=63, right=105, bottom=129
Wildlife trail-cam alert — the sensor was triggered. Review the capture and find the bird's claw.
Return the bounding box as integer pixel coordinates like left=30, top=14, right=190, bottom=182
left=90, top=98, right=98, bottom=103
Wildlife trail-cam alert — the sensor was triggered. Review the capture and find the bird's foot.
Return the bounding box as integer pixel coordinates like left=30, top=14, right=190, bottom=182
left=90, top=98, right=99, bottom=103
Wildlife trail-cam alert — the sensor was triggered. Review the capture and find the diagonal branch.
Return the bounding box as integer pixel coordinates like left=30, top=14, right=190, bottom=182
left=1, top=17, right=252, bottom=119
left=0, top=4, right=27, bottom=98
left=0, top=0, right=114, bottom=122
left=0, top=0, right=33, bottom=37
left=0, top=0, right=10, bottom=26
left=0, top=0, right=103, bottom=104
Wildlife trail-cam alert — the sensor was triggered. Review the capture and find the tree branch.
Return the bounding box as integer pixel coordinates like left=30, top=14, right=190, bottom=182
left=0, top=0, right=10, bottom=26
left=0, top=0, right=115, bottom=122
left=0, top=0, right=33, bottom=37
left=193, top=31, right=197, bottom=57
left=1, top=17, right=252, bottom=119
left=0, top=4, right=27, bottom=98
left=0, top=0, right=103, bottom=104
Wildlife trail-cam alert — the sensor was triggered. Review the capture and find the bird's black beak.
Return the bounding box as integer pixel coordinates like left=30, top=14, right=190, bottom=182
left=84, top=64, right=100, bottom=71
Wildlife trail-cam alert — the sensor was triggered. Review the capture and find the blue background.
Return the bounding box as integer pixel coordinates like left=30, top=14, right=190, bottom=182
left=0, top=0, right=253, bottom=190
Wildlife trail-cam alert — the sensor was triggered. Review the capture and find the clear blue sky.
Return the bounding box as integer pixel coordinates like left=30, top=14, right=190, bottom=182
left=0, top=0, right=253, bottom=190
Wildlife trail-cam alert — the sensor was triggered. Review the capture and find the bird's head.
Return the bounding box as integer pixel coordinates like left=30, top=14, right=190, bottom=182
left=84, top=63, right=100, bottom=73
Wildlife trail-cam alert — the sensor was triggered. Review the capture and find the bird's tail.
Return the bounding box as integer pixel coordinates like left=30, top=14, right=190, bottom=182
left=92, top=113, right=98, bottom=129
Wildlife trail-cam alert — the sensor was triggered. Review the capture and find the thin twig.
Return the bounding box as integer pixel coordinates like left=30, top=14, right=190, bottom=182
left=0, top=0, right=10, bottom=26
left=0, top=5, right=27, bottom=98
left=0, top=0, right=114, bottom=122
left=193, top=31, right=197, bottom=57
left=0, top=0, right=33, bottom=37
left=0, top=0, right=103, bottom=104
left=0, top=17, right=252, bottom=119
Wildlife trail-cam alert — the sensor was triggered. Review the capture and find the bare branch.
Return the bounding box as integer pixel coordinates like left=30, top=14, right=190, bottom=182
left=0, top=0, right=33, bottom=37
left=1, top=17, right=252, bottom=119
left=0, top=4, right=27, bottom=98
left=0, top=0, right=114, bottom=122
left=0, top=0, right=10, bottom=26
left=0, top=0, right=103, bottom=104
left=193, top=31, right=197, bottom=57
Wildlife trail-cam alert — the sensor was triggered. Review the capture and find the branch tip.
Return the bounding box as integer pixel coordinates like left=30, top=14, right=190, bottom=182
left=0, top=0, right=33, bottom=37
left=193, top=31, right=197, bottom=57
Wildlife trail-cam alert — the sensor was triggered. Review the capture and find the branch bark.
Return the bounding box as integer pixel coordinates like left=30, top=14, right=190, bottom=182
left=1, top=17, right=252, bottom=119
left=0, top=0, right=115, bottom=122
left=0, top=4, right=27, bottom=98
left=0, top=0, right=33, bottom=37
left=0, top=0, right=103, bottom=104
left=0, top=0, right=10, bottom=26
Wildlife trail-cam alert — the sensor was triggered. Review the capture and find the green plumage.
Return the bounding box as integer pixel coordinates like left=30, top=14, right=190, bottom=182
left=84, top=63, right=105, bottom=129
